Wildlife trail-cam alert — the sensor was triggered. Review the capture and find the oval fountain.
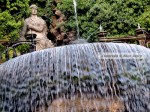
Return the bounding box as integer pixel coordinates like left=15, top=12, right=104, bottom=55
left=0, top=42, right=150, bottom=112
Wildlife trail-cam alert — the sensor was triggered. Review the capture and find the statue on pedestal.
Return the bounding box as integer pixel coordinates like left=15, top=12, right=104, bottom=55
left=20, top=4, right=54, bottom=51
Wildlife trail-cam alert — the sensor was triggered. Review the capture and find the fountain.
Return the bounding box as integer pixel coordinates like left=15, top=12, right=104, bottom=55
left=73, top=0, right=80, bottom=39
left=70, top=0, right=88, bottom=44
left=0, top=42, right=150, bottom=111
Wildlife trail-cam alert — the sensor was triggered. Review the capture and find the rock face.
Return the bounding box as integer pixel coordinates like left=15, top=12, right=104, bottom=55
left=50, top=9, right=76, bottom=46
left=0, top=43, right=150, bottom=112
left=36, top=96, right=124, bottom=112
left=47, top=96, right=124, bottom=112
left=50, top=9, right=66, bottom=46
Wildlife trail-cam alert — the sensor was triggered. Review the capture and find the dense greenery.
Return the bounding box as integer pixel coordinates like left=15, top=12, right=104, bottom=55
left=0, top=0, right=150, bottom=45
left=57, top=0, right=150, bottom=41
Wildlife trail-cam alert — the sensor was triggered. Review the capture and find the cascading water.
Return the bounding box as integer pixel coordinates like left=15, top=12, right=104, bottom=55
left=0, top=43, right=150, bottom=112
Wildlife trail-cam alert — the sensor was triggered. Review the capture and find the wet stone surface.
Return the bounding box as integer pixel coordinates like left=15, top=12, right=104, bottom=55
left=0, top=43, right=150, bottom=112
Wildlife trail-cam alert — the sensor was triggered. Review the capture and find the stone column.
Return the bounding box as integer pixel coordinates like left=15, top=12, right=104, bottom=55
left=135, top=25, right=146, bottom=46
left=25, top=34, right=36, bottom=52
left=98, top=31, right=107, bottom=41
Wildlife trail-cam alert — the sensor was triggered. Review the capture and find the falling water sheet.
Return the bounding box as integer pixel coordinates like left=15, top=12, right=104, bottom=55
left=0, top=43, right=150, bottom=112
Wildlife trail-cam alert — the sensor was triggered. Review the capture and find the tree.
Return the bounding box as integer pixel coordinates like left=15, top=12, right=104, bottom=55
left=0, top=0, right=149, bottom=42
left=0, top=0, right=30, bottom=55
left=0, top=0, right=30, bottom=41
left=56, top=0, right=150, bottom=41
left=138, top=6, right=150, bottom=30
left=0, top=11, right=22, bottom=41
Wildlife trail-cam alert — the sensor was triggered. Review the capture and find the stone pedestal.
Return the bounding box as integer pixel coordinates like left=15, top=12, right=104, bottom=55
left=135, top=28, right=146, bottom=46
left=25, top=34, right=36, bottom=52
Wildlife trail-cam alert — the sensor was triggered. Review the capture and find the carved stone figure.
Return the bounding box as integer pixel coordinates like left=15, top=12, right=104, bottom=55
left=64, top=31, right=76, bottom=44
left=50, top=9, right=66, bottom=46
left=20, top=4, right=54, bottom=51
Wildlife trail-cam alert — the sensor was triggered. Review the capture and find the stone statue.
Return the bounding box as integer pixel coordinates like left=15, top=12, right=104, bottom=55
left=20, top=4, right=54, bottom=51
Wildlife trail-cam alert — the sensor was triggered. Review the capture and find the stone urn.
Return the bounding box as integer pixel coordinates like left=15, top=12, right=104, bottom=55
left=98, top=31, right=107, bottom=41
left=135, top=25, right=146, bottom=46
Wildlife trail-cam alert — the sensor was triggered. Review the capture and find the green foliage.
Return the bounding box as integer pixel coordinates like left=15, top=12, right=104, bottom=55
left=0, top=0, right=30, bottom=57
left=0, top=44, right=5, bottom=53
left=16, top=44, right=30, bottom=53
left=0, top=0, right=149, bottom=43
left=0, top=0, right=30, bottom=41
left=138, top=6, right=150, bottom=30
left=56, top=0, right=150, bottom=41
left=0, top=11, right=22, bottom=41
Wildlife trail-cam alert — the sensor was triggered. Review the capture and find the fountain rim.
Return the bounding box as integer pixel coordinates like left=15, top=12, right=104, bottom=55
left=0, top=42, right=149, bottom=66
